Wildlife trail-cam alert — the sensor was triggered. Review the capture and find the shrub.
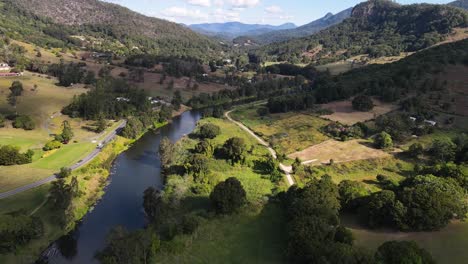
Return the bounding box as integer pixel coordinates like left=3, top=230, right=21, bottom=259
left=13, top=115, right=35, bottom=130
left=0, top=145, right=33, bottom=165
left=43, top=140, right=62, bottom=151
left=407, top=143, right=424, bottom=158
left=210, top=177, right=246, bottom=214
left=375, top=241, right=435, bottom=264
left=57, top=167, right=72, bottom=178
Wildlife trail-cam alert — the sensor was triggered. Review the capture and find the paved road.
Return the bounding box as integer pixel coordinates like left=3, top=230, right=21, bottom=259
left=225, top=110, right=295, bottom=186
left=0, top=120, right=127, bottom=199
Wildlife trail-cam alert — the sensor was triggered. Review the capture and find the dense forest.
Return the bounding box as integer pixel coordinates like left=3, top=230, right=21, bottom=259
left=256, top=0, right=468, bottom=63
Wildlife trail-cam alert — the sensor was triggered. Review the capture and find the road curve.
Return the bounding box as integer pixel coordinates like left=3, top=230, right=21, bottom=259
left=0, top=120, right=127, bottom=200
left=225, top=110, right=295, bottom=186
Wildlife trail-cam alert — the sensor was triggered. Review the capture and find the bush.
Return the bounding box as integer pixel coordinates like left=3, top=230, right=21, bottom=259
left=57, top=167, right=72, bottom=178
left=407, top=143, right=424, bottom=158
left=43, top=140, right=62, bottom=151
left=429, top=138, right=457, bottom=163
left=0, top=145, right=33, bottom=165
left=12, top=115, right=35, bottom=130
left=374, top=132, right=393, bottom=149
left=210, top=177, right=246, bottom=214
left=352, top=95, right=374, bottom=112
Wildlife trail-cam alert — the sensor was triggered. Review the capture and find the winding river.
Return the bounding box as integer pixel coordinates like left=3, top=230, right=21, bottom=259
left=43, top=111, right=201, bottom=264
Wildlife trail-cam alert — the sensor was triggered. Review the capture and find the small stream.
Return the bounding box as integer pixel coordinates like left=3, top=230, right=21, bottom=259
left=42, top=111, right=201, bottom=264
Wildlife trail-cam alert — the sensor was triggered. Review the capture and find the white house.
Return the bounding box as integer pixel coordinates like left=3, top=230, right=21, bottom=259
left=424, top=120, right=437, bottom=126
left=0, top=63, right=11, bottom=72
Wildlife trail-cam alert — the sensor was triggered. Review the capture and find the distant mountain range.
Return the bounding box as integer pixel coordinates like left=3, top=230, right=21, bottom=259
left=234, top=8, right=353, bottom=45
left=189, top=22, right=297, bottom=40
left=449, top=0, right=468, bottom=10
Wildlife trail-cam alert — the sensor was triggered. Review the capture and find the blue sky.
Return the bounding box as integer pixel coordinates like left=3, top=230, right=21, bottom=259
left=104, top=0, right=454, bottom=26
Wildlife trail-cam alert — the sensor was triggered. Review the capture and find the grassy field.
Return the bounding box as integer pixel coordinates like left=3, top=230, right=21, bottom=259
left=297, top=157, right=410, bottom=191
left=231, top=106, right=330, bottom=154
left=289, top=139, right=390, bottom=164
left=157, top=204, right=287, bottom=264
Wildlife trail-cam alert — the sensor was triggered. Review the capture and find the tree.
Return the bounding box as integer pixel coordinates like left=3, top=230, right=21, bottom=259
left=57, top=167, right=72, bottom=178
left=210, top=177, right=246, bottom=214
left=361, top=190, right=406, bottom=229
left=407, top=143, right=424, bottom=158
left=56, top=121, right=74, bottom=144
left=0, top=214, right=44, bottom=253
left=187, top=154, right=209, bottom=176
left=209, top=61, right=217, bottom=72
left=0, top=145, right=34, bottom=165
left=375, top=241, right=435, bottom=264
left=429, top=138, right=456, bottom=163
left=352, top=95, right=374, bottom=111
left=96, top=118, right=108, bottom=133
left=198, top=123, right=220, bottom=139
left=121, top=117, right=144, bottom=139
left=194, top=140, right=214, bottom=157
left=171, top=90, right=182, bottom=111
left=222, top=137, right=247, bottom=164
left=0, top=114, right=5, bottom=128
left=374, top=132, right=393, bottom=149
left=159, top=137, right=175, bottom=169
left=399, top=175, right=467, bottom=231
left=338, top=180, right=370, bottom=211
left=9, top=81, right=24, bottom=96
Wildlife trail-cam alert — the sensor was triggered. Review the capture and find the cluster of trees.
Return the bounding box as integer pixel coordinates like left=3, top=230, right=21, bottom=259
left=62, top=77, right=152, bottom=120
left=121, top=106, right=172, bottom=139
left=12, top=115, right=35, bottom=130
left=257, top=0, right=467, bottom=63
left=49, top=176, right=80, bottom=228
left=264, top=63, right=317, bottom=80
left=352, top=95, right=374, bottom=111
left=125, top=55, right=205, bottom=78
left=322, top=122, right=366, bottom=141
left=0, top=213, right=44, bottom=253
left=0, top=145, right=33, bottom=165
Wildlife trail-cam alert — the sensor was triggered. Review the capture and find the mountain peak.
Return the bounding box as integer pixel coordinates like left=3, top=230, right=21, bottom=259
left=351, top=0, right=400, bottom=18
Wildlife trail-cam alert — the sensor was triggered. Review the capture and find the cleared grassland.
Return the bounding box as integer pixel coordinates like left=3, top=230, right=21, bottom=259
left=0, top=72, right=106, bottom=192
left=320, top=98, right=398, bottom=125
left=344, top=215, right=468, bottom=264
left=289, top=139, right=390, bottom=164
left=231, top=106, right=330, bottom=154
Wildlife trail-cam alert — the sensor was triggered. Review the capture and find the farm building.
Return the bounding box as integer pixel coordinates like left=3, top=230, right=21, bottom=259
left=0, top=63, right=11, bottom=72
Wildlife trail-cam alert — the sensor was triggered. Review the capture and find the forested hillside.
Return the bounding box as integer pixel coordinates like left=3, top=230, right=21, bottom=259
left=450, top=0, right=468, bottom=10
left=267, top=38, right=468, bottom=113
left=255, top=0, right=467, bottom=64
left=2, top=0, right=220, bottom=60
left=235, top=8, right=352, bottom=45
left=190, top=22, right=296, bottom=40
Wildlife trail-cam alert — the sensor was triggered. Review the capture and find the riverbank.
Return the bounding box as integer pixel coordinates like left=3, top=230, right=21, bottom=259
left=0, top=110, right=188, bottom=263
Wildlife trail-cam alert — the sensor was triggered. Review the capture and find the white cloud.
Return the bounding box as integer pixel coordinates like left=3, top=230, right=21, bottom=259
left=227, top=0, right=260, bottom=8
left=211, top=8, right=241, bottom=22
left=187, top=0, right=211, bottom=7
left=265, top=5, right=282, bottom=14
left=161, top=6, right=208, bottom=21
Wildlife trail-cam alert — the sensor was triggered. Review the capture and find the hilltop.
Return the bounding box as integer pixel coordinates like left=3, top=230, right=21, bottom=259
left=255, top=0, right=468, bottom=64
left=3, top=0, right=220, bottom=60
left=235, top=8, right=353, bottom=45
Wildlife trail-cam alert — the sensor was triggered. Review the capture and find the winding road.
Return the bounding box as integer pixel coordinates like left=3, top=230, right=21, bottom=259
left=225, top=110, right=295, bottom=186
left=0, top=120, right=127, bottom=199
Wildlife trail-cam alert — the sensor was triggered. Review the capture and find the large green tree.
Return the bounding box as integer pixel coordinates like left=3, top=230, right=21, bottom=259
left=210, top=177, right=246, bottom=214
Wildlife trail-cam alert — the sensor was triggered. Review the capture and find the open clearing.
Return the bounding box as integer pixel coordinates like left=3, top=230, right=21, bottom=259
left=231, top=106, right=330, bottom=154
left=320, top=98, right=398, bottom=125
left=288, top=139, right=390, bottom=164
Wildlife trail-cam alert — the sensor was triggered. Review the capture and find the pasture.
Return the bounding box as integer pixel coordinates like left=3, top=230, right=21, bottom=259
left=231, top=106, right=330, bottom=154
left=288, top=139, right=391, bottom=165
left=320, top=98, right=398, bottom=125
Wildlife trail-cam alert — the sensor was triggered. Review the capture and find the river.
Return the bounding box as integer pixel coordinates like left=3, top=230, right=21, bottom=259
left=43, top=111, right=201, bottom=264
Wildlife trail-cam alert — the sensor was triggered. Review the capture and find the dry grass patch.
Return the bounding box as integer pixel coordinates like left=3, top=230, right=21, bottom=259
left=289, top=139, right=390, bottom=164
left=320, top=98, right=398, bottom=125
